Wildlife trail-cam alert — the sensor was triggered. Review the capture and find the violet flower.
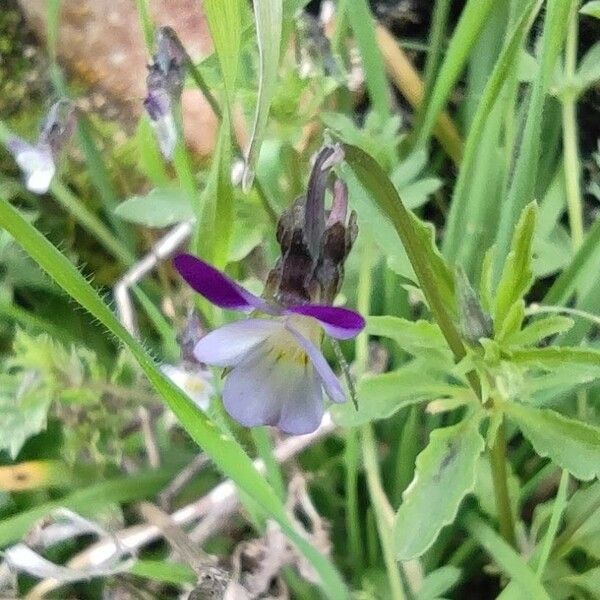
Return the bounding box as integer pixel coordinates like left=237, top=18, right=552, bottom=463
left=6, top=99, right=74, bottom=194
left=143, top=27, right=186, bottom=160
left=174, top=144, right=365, bottom=434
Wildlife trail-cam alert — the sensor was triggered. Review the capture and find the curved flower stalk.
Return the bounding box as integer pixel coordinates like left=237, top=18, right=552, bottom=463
left=174, top=144, right=365, bottom=434
left=143, top=27, right=186, bottom=160
left=5, top=99, right=74, bottom=194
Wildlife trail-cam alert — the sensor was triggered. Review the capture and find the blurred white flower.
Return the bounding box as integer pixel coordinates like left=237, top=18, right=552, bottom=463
left=161, top=363, right=213, bottom=411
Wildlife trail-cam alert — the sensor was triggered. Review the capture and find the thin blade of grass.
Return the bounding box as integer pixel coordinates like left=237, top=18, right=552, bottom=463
left=492, top=0, right=572, bottom=282
left=242, top=0, right=283, bottom=192
left=341, top=0, right=390, bottom=120
left=463, top=512, right=551, bottom=599
left=414, top=0, right=496, bottom=154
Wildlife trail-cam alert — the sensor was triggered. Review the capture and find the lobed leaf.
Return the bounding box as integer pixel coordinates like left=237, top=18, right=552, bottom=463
left=115, top=186, right=194, bottom=228
left=505, top=403, right=600, bottom=481
left=332, top=360, right=467, bottom=427
left=394, top=415, right=484, bottom=560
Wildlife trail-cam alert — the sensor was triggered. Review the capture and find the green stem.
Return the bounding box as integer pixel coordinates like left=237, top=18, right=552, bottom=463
left=561, top=3, right=584, bottom=251
left=344, top=240, right=374, bottom=573
left=489, top=420, right=517, bottom=547
left=536, top=469, right=569, bottom=578
left=51, top=181, right=135, bottom=266
left=252, top=427, right=286, bottom=502
left=344, top=429, right=362, bottom=574
left=362, top=425, right=407, bottom=600
left=414, top=0, right=451, bottom=137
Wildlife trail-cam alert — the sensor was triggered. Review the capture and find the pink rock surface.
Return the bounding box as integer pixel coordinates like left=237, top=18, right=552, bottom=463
left=18, top=0, right=243, bottom=156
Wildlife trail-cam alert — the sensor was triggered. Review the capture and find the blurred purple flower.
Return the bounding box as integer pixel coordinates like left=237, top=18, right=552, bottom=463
left=174, top=254, right=364, bottom=434
left=144, top=27, right=186, bottom=160
left=5, top=99, right=74, bottom=194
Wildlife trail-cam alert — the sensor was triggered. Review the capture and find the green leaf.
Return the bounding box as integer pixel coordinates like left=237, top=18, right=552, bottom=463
left=508, top=345, right=600, bottom=371
left=129, top=560, right=196, bottom=586
left=341, top=0, right=389, bottom=119
left=572, top=43, right=600, bottom=94
left=203, top=0, right=243, bottom=113
left=367, top=316, right=453, bottom=362
left=415, top=0, right=496, bottom=154
left=341, top=143, right=465, bottom=362
left=197, top=122, right=235, bottom=269
left=332, top=360, right=467, bottom=427
left=463, top=512, right=551, bottom=600
left=115, top=186, right=194, bottom=228
left=442, top=0, right=543, bottom=261
left=0, top=198, right=348, bottom=599
left=135, top=117, right=170, bottom=186
left=394, top=416, right=484, bottom=560
left=544, top=216, right=600, bottom=305
left=0, top=374, right=51, bottom=459
left=505, top=403, right=600, bottom=481
left=415, top=566, right=462, bottom=600
left=580, top=1, right=600, bottom=18
left=560, top=568, right=600, bottom=597
left=493, top=0, right=572, bottom=280
left=504, top=315, right=574, bottom=347
left=493, top=203, right=537, bottom=333
left=242, top=0, right=283, bottom=191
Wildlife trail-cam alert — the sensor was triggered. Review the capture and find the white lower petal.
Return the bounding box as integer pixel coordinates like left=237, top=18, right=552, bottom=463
left=193, top=319, right=282, bottom=367
left=14, top=146, right=55, bottom=194
left=223, top=342, right=324, bottom=435
left=152, top=113, right=177, bottom=160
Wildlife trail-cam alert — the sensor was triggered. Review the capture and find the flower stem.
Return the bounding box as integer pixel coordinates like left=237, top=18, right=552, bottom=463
left=561, top=3, right=584, bottom=251
left=50, top=181, right=135, bottom=266
left=344, top=240, right=374, bottom=573
left=489, top=419, right=517, bottom=547
left=536, top=469, right=569, bottom=578
left=362, top=425, right=407, bottom=600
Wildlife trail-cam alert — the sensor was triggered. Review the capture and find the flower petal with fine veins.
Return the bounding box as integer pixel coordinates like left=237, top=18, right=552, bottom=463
left=287, top=304, right=365, bottom=339
left=223, top=343, right=324, bottom=434
left=193, top=319, right=281, bottom=367
left=286, top=322, right=346, bottom=403
left=173, top=254, right=277, bottom=313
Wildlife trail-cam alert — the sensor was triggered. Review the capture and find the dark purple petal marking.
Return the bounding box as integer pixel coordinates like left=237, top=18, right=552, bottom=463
left=287, top=304, right=365, bottom=339
left=173, top=253, right=277, bottom=314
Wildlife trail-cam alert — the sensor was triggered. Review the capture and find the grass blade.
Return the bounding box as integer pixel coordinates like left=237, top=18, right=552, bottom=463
left=443, top=0, right=543, bottom=261
left=203, top=0, right=243, bottom=115
left=341, top=0, right=390, bottom=119
left=414, top=0, right=496, bottom=154
left=492, top=0, right=572, bottom=282
left=463, top=512, right=551, bottom=599
left=242, top=0, right=283, bottom=191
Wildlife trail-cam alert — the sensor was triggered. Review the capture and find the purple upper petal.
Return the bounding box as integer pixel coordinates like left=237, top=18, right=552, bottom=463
left=173, top=253, right=277, bottom=314
left=287, top=304, right=365, bottom=339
